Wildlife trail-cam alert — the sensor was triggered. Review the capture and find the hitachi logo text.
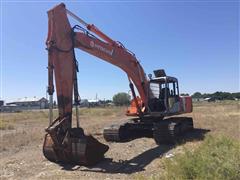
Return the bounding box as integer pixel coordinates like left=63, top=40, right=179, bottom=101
left=90, top=41, right=113, bottom=56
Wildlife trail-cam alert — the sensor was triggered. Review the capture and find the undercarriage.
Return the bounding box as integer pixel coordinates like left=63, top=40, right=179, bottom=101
left=103, top=117, right=193, bottom=144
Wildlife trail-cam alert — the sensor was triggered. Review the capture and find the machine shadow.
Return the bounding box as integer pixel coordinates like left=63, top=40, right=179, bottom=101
left=60, top=128, right=210, bottom=174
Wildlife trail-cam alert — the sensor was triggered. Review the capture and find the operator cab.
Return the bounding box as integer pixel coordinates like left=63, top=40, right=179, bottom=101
left=148, top=69, right=181, bottom=115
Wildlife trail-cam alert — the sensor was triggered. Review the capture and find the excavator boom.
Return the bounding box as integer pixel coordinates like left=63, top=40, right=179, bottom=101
left=43, top=3, right=193, bottom=166
left=47, top=3, right=150, bottom=117
left=43, top=3, right=151, bottom=165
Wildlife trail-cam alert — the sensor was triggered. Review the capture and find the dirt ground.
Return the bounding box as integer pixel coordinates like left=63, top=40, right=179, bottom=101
left=0, top=101, right=239, bottom=180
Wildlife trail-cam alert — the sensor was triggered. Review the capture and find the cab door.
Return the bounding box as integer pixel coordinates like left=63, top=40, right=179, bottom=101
left=167, top=81, right=181, bottom=114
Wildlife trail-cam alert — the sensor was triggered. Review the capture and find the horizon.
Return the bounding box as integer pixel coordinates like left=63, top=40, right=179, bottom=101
left=2, top=90, right=240, bottom=103
left=1, top=1, right=239, bottom=103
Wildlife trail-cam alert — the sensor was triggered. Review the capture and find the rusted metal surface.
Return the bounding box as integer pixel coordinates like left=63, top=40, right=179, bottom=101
left=43, top=116, right=108, bottom=166
left=45, top=4, right=110, bottom=166
left=43, top=127, right=109, bottom=166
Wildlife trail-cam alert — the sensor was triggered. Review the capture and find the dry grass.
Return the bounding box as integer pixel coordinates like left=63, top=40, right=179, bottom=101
left=0, top=120, right=14, bottom=130
left=0, top=107, right=126, bottom=154
left=191, top=101, right=240, bottom=140
left=1, top=101, right=239, bottom=152
left=135, top=101, right=240, bottom=180
left=0, top=101, right=239, bottom=180
left=0, top=110, right=49, bottom=153
left=160, top=135, right=240, bottom=180
left=0, top=110, right=49, bottom=123
left=76, top=106, right=126, bottom=118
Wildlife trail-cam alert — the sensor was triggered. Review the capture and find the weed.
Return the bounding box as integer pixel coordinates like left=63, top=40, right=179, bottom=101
left=0, top=120, right=14, bottom=130
left=161, top=135, right=240, bottom=180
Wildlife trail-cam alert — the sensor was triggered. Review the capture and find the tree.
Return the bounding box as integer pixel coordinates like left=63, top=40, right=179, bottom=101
left=211, top=91, right=234, bottom=100
left=112, top=92, right=131, bottom=106
left=202, top=93, right=211, bottom=99
left=232, top=92, right=240, bottom=99
left=180, top=93, right=189, bottom=96
left=192, top=92, right=202, bottom=98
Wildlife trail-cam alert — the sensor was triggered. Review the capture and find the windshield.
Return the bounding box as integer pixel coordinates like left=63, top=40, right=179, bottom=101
left=149, top=81, right=179, bottom=99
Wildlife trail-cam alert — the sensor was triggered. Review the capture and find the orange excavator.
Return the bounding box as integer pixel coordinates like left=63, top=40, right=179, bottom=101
left=43, top=3, right=193, bottom=166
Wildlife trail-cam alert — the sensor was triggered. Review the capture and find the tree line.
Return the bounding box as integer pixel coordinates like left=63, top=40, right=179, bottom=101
left=191, top=91, right=240, bottom=100
left=112, top=91, right=240, bottom=106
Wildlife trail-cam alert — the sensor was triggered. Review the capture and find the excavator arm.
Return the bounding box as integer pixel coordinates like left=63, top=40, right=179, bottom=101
left=46, top=3, right=150, bottom=121
left=74, top=30, right=149, bottom=107
left=43, top=3, right=151, bottom=166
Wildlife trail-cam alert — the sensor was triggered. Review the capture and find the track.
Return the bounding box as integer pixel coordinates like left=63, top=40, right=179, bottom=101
left=153, top=117, right=193, bottom=144
left=103, top=120, right=153, bottom=142
left=103, top=117, right=193, bottom=144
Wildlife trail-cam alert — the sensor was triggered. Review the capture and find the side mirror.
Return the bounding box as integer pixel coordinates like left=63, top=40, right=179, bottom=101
left=148, top=74, right=152, bottom=79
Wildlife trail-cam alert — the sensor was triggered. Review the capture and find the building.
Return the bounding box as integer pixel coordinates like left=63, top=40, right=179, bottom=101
left=204, top=97, right=217, bottom=102
left=88, top=99, right=100, bottom=107
left=192, top=98, right=204, bottom=102
left=0, top=100, right=4, bottom=107
left=0, top=104, right=21, bottom=113
left=79, top=99, right=89, bottom=107
left=6, top=97, right=49, bottom=110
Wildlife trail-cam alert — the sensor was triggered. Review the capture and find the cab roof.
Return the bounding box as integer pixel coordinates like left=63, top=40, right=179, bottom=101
left=150, top=76, right=178, bottom=83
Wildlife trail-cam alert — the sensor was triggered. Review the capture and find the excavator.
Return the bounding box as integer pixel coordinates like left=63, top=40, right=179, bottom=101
left=43, top=3, right=193, bottom=166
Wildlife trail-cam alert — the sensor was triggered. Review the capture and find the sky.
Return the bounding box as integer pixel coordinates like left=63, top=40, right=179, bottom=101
left=0, top=0, right=239, bottom=102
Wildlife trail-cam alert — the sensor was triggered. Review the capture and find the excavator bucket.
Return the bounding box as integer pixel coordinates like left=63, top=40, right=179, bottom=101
left=43, top=127, right=109, bottom=166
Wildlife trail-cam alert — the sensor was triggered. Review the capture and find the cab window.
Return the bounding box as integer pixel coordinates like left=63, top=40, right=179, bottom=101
left=168, top=82, right=179, bottom=98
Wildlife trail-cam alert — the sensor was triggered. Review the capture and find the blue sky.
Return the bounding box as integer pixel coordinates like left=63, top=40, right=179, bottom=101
left=1, top=0, right=239, bottom=102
